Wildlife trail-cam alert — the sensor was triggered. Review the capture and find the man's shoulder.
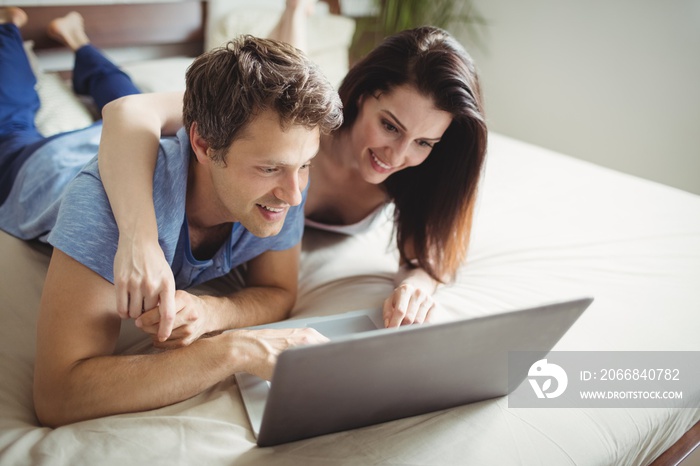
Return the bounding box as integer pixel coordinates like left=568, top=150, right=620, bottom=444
left=152, top=129, right=190, bottom=199
left=47, top=167, right=120, bottom=283
left=152, top=130, right=190, bottom=243
left=47, top=129, right=191, bottom=284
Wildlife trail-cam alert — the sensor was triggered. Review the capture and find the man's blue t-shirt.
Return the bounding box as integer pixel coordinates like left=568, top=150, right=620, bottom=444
left=0, top=125, right=305, bottom=289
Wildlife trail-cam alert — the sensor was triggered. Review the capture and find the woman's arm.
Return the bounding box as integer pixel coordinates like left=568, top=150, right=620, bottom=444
left=98, top=91, right=184, bottom=342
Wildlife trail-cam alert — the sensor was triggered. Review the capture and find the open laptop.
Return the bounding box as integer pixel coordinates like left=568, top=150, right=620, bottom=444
left=235, top=297, right=593, bottom=447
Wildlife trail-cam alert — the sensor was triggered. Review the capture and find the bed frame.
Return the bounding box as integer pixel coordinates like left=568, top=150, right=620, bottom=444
left=8, top=2, right=699, bottom=464
left=21, top=2, right=205, bottom=52
left=653, top=421, right=699, bottom=466
left=20, top=0, right=340, bottom=52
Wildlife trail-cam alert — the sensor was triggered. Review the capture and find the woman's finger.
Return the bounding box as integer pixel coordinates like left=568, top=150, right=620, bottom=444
left=127, top=288, right=144, bottom=319
left=387, top=286, right=413, bottom=327
left=413, top=298, right=434, bottom=325
left=115, top=281, right=129, bottom=319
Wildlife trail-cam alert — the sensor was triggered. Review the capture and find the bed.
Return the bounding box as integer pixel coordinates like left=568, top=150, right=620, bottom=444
left=1, top=1, right=699, bottom=465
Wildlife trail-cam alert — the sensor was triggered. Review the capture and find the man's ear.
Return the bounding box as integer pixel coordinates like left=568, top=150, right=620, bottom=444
left=189, top=122, right=211, bottom=164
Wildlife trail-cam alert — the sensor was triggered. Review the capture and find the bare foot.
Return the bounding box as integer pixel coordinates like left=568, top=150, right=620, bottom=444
left=0, top=7, right=27, bottom=27
left=47, top=11, right=89, bottom=51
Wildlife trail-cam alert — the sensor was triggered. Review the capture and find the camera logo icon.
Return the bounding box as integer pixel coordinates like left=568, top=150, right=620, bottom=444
left=528, top=359, right=568, bottom=399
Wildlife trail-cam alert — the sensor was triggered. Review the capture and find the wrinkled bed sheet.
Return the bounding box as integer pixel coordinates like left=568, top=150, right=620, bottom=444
left=1, top=133, right=699, bottom=465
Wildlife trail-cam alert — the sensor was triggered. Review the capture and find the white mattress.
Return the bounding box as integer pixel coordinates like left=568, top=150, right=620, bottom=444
left=0, top=131, right=698, bottom=465
left=1, top=61, right=699, bottom=464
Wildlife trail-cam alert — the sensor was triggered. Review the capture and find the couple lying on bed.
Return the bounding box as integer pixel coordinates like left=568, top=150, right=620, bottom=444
left=0, top=6, right=486, bottom=427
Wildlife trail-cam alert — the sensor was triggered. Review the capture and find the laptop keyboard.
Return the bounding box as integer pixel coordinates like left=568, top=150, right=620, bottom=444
left=306, top=315, right=379, bottom=339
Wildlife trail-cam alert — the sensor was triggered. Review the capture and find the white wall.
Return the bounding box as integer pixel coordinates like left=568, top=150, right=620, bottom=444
left=460, top=0, right=700, bottom=195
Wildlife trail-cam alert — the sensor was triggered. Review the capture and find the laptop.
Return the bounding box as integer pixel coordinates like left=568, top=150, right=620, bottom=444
left=235, top=297, right=593, bottom=447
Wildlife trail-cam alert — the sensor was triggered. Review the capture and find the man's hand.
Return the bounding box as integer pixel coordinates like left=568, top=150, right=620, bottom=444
left=113, top=234, right=176, bottom=342
left=382, top=283, right=438, bottom=328
left=231, top=328, right=329, bottom=380
left=135, top=290, right=213, bottom=349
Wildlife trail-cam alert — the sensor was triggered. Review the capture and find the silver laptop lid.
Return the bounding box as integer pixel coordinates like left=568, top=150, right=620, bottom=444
left=255, top=297, right=592, bottom=446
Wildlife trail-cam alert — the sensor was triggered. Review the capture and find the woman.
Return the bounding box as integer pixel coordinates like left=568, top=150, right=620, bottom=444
left=0, top=8, right=141, bottom=211
left=98, top=7, right=487, bottom=337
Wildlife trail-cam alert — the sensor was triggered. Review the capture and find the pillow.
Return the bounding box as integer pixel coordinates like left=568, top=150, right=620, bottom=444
left=24, top=40, right=194, bottom=137
left=210, top=8, right=356, bottom=88
left=210, top=7, right=281, bottom=48
left=25, top=41, right=96, bottom=137
left=121, top=57, right=194, bottom=93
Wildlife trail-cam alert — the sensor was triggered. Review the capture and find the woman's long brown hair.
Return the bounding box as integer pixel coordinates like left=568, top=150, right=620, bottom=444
left=337, top=26, right=487, bottom=282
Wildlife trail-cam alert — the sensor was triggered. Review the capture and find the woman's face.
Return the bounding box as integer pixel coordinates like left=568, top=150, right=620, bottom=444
left=348, top=84, right=453, bottom=184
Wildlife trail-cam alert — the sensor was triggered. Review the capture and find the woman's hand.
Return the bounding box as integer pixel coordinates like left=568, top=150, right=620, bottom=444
left=135, top=290, right=212, bottom=349
left=98, top=92, right=188, bottom=341
left=113, top=234, right=176, bottom=342
left=383, top=264, right=443, bottom=328
left=382, top=283, right=438, bottom=328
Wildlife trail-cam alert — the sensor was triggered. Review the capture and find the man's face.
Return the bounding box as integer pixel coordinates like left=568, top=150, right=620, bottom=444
left=206, top=110, right=319, bottom=237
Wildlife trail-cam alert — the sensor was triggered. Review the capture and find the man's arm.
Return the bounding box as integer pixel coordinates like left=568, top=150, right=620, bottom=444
left=206, top=244, right=301, bottom=329
left=34, top=248, right=323, bottom=427
left=134, top=244, right=302, bottom=347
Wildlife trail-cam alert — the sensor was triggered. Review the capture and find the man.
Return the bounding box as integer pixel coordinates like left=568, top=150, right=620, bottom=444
left=0, top=8, right=342, bottom=427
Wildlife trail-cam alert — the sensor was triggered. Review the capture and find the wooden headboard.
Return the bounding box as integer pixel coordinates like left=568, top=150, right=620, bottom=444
left=20, top=2, right=207, bottom=52
left=19, top=0, right=341, bottom=53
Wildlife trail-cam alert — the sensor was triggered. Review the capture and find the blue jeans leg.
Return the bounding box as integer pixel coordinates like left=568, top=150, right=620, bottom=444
left=0, top=23, right=40, bottom=138
left=0, top=23, right=46, bottom=205
left=0, top=37, right=141, bottom=206
left=72, top=44, right=140, bottom=113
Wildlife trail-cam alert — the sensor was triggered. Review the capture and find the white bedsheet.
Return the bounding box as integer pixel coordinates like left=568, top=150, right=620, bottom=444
left=1, top=129, right=698, bottom=465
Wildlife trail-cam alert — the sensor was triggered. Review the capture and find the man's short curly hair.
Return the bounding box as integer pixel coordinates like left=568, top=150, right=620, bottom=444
left=183, top=35, right=343, bottom=163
